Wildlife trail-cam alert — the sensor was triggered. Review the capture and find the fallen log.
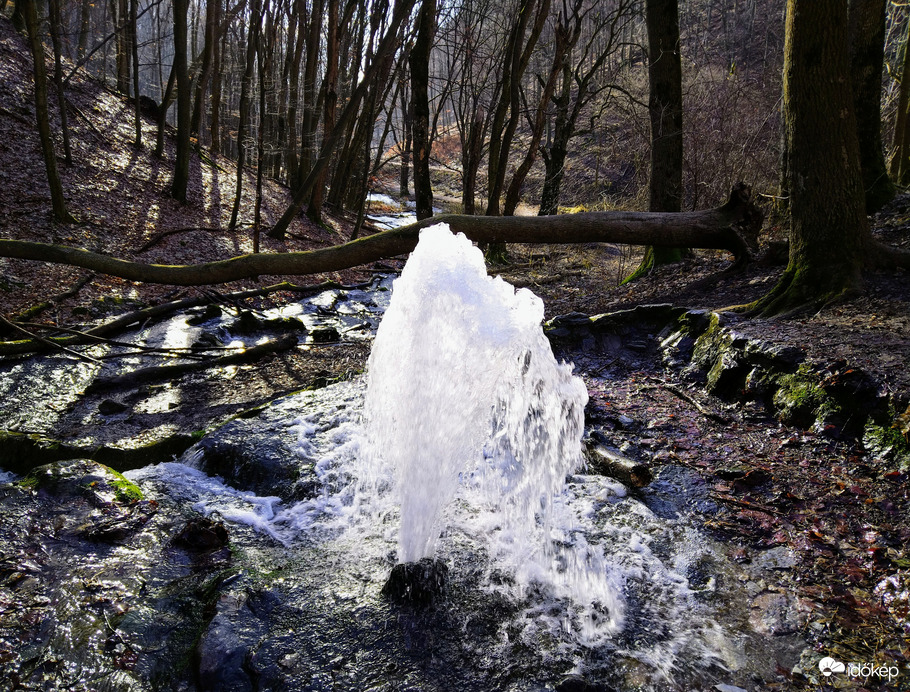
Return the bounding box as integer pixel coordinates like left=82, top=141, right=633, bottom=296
left=0, top=184, right=762, bottom=286
left=584, top=443, right=653, bottom=488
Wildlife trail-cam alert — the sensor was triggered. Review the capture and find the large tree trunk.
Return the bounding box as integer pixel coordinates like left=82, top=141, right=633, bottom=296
left=23, top=0, right=74, bottom=223
left=848, top=0, right=894, bottom=212
left=631, top=0, right=684, bottom=278
left=409, top=0, right=436, bottom=220
left=890, top=16, right=910, bottom=186
left=747, top=0, right=871, bottom=317
left=0, top=185, right=767, bottom=285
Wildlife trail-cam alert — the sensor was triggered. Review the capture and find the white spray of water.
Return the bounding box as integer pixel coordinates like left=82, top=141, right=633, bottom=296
left=360, top=225, right=624, bottom=630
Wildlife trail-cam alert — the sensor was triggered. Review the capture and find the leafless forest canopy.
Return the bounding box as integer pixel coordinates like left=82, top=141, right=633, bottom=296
left=9, top=0, right=910, bottom=217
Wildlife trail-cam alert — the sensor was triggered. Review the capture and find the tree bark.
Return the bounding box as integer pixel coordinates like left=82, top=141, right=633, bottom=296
left=305, top=0, right=340, bottom=221
left=227, top=0, right=263, bottom=229
left=890, top=15, right=910, bottom=186
left=631, top=0, right=684, bottom=278
left=48, top=0, right=73, bottom=165
left=23, top=0, right=74, bottom=223
left=0, top=185, right=770, bottom=285
left=398, top=75, right=412, bottom=196
left=848, top=0, right=894, bottom=212
left=747, top=0, right=872, bottom=317
left=170, top=0, right=191, bottom=202
left=129, top=0, right=142, bottom=147
left=410, top=0, right=436, bottom=220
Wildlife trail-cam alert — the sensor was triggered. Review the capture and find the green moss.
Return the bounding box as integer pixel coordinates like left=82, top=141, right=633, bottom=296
left=16, top=475, right=39, bottom=490
left=102, top=465, right=144, bottom=503
left=863, top=410, right=910, bottom=469
left=773, top=364, right=840, bottom=426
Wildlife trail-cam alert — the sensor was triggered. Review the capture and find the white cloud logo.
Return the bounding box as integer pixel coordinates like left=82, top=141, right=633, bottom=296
left=819, top=657, right=846, bottom=676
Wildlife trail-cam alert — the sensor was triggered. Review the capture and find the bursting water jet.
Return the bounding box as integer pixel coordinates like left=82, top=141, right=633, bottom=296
left=363, top=225, right=618, bottom=623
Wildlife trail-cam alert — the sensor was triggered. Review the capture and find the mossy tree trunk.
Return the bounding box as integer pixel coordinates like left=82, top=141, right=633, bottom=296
left=848, top=0, right=894, bottom=212
left=747, top=0, right=871, bottom=317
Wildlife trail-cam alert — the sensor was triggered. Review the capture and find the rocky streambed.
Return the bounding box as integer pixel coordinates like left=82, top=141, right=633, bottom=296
left=0, top=292, right=908, bottom=691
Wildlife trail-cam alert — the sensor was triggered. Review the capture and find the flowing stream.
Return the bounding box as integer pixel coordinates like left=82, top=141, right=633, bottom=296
left=0, top=223, right=802, bottom=690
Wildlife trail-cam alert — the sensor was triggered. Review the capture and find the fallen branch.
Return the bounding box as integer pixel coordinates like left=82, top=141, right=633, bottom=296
left=85, top=333, right=299, bottom=392
left=0, top=185, right=763, bottom=286
left=0, top=315, right=101, bottom=364
left=644, top=380, right=731, bottom=424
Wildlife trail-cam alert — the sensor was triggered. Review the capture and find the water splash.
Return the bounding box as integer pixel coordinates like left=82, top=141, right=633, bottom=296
left=360, top=224, right=623, bottom=629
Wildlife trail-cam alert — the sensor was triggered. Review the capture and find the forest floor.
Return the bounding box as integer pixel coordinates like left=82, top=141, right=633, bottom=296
left=1, top=14, right=909, bottom=690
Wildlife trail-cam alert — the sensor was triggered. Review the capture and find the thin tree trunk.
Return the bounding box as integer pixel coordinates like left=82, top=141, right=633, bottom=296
left=410, top=0, right=436, bottom=220
left=191, top=0, right=218, bottom=143
left=253, top=7, right=273, bottom=253
left=271, top=0, right=417, bottom=238
left=304, top=0, right=341, bottom=221
left=130, top=0, right=141, bottom=147
left=23, top=0, right=74, bottom=222
left=170, top=0, right=191, bottom=202
left=78, top=0, right=91, bottom=59
left=228, top=0, right=264, bottom=229
left=48, top=0, right=73, bottom=165
left=209, top=0, right=223, bottom=155
left=399, top=76, right=412, bottom=197
left=156, top=62, right=176, bottom=158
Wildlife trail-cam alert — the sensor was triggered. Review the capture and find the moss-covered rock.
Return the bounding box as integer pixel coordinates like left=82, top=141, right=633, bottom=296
left=772, top=365, right=838, bottom=428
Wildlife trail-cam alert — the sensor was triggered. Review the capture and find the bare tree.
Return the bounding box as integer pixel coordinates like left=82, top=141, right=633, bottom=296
left=22, top=0, right=75, bottom=222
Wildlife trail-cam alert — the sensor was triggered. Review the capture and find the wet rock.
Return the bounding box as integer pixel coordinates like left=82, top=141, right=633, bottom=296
left=99, top=399, right=129, bottom=415
left=24, top=458, right=143, bottom=505
left=309, top=326, right=341, bottom=343
left=197, top=591, right=258, bottom=692
left=232, top=310, right=305, bottom=336
left=381, top=558, right=449, bottom=605
left=173, top=517, right=229, bottom=552
left=188, top=403, right=318, bottom=502
left=546, top=304, right=686, bottom=363
left=750, top=592, right=804, bottom=635
left=0, top=429, right=196, bottom=475
left=752, top=546, right=796, bottom=570
left=640, top=465, right=717, bottom=518
left=186, top=303, right=223, bottom=326
left=555, top=675, right=615, bottom=692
